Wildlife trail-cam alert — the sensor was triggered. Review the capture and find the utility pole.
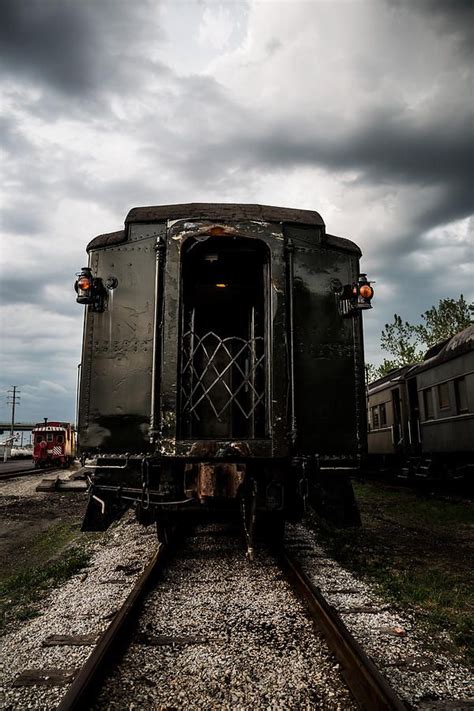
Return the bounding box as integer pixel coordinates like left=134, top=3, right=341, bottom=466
left=7, top=386, right=20, bottom=438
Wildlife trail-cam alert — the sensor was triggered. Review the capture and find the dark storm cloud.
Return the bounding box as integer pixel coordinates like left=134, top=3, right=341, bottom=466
left=409, top=183, right=473, bottom=236
left=214, top=111, right=474, bottom=189
left=0, top=0, right=94, bottom=93
left=390, top=0, right=474, bottom=55
left=0, top=0, right=165, bottom=97
left=159, top=97, right=473, bottom=239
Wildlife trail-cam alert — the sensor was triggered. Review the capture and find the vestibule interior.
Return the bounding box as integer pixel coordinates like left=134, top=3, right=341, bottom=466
left=179, top=236, right=269, bottom=439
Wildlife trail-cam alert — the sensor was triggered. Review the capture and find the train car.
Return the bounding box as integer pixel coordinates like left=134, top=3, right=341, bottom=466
left=75, top=203, right=374, bottom=548
left=366, top=364, right=416, bottom=467
left=414, top=325, right=474, bottom=478
left=367, top=325, right=474, bottom=479
left=33, top=420, right=76, bottom=469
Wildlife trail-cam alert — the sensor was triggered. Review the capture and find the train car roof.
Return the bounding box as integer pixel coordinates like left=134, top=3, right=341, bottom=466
left=87, top=229, right=125, bottom=251
left=368, top=325, right=474, bottom=392
left=415, top=324, right=474, bottom=373
left=368, top=363, right=417, bottom=395
left=124, top=203, right=325, bottom=226
left=87, top=203, right=361, bottom=254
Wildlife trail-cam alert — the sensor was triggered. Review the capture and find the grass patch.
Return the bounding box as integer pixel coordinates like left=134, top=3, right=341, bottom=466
left=24, top=521, right=82, bottom=568
left=310, top=481, right=474, bottom=664
left=0, top=526, right=92, bottom=635
left=353, top=481, right=473, bottom=527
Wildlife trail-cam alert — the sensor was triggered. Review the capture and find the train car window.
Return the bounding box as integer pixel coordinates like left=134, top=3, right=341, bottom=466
left=371, top=406, right=379, bottom=429
left=437, top=382, right=450, bottom=410
left=379, top=403, right=387, bottom=427
left=35, top=435, right=44, bottom=443
left=423, top=388, right=434, bottom=419
left=56, top=435, right=64, bottom=444
left=47, top=433, right=53, bottom=441
left=454, top=378, right=468, bottom=413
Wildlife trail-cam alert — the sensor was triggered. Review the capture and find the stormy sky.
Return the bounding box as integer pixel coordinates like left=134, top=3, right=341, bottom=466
left=0, top=0, right=473, bottom=426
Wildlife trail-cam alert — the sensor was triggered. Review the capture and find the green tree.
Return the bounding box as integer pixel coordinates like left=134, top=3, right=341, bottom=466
left=376, top=358, right=403, bottom=378
left=367, top=294, right=473, bottom=381
left=380, top=314, right=423, bottom=368
left=414, top=295, right=473, bottom=347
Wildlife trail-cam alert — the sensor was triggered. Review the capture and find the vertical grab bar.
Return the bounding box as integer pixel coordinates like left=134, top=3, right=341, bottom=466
left=149, top=236, right=166, bottom=443
left=286, top=239, right=297, bottom=446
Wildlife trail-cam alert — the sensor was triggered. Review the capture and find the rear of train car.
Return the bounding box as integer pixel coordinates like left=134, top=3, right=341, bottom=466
left=75, top=203, right=373, bottom=536
left=33, top=421, right=76, bottom=469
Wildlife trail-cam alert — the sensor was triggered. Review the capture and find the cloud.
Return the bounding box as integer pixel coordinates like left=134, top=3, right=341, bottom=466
left=0, top=0, right=165, bottom=98
left=0, top=0, right=473, bottom=423
left=198, top=6, right=235, bottom=50
left=396, top=0, right=474, bottom=56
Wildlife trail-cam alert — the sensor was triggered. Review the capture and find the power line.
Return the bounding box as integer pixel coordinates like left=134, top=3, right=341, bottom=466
left=6, top=386, right=20, bottom=438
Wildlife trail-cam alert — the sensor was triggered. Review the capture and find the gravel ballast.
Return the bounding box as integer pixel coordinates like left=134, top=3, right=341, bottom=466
left=1, top=510, right=472, bottom=710
left=91, top=524, right=356, bottom=710
left=286, top=521, right=474, bottom=709
left=0, top=513, right=156, bottom=710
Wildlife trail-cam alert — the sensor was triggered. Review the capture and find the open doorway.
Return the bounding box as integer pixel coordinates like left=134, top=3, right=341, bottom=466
left=179, top=237, right=269, bottom=439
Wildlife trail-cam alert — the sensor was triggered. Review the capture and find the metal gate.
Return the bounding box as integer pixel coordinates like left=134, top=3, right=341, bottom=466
left=180, top=312, right=266, bottom=438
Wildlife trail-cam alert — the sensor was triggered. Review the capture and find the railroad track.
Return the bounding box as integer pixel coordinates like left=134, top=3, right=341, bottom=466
left=56, top=542, right=169, bottom=711
left=0, top=466, right=37, bottom=480
left=279, top=551, right=406, bottom=711
left=53, top=525, right=406, bottom=711
left=0, top=465, right=66, bottom=481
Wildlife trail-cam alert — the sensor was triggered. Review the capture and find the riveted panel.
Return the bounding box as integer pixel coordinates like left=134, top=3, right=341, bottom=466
left=78, top=236, right=157, bottom=452
left=292, top=241, right=364, bottom=458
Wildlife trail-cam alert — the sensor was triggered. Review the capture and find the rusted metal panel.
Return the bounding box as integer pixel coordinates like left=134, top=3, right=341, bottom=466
left=195, top=462, right=244, bottom=499
left=173, top=439, right=273, bottom=459
left=86, top=224, right=362, bottom=257
left=157, top=219, right=288, bottom=459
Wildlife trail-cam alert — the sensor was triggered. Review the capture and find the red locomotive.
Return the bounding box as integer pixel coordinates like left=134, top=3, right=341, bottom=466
left=33, top=420, right=76, bottom=469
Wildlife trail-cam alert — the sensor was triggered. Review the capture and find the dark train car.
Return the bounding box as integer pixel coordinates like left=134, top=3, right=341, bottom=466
left=75, top=203, right=373, bottom=546
left=367, top=325, right=474, bottom=479
left=33, top=421, right=76, bottom=468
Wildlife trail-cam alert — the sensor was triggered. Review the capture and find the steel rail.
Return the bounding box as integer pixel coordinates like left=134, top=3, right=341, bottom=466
left=279, top=550, right=408, bottom=711
left=0, top=465, right=67, bottom=481
left=56, top=543, right=167, bottom=711
left=0, top=467, right=40, bottom=480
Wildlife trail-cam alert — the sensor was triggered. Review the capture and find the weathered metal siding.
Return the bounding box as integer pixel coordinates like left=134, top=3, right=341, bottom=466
left=157, top=219, right=289, bottom=459
left=367, top=383, right=394, bottom=456
left=367, top=384, right=411, bottom=456
left=291, top=235, right=363, bottom=457
left=418, top=350, right=474, bottom=453
left=79, top=211, right=366, bottom=463
left=78, top=227, right=159, bottom=452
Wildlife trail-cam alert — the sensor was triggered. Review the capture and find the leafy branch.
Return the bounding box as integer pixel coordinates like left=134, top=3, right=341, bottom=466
left=368, top=294, right=473, bottom=380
